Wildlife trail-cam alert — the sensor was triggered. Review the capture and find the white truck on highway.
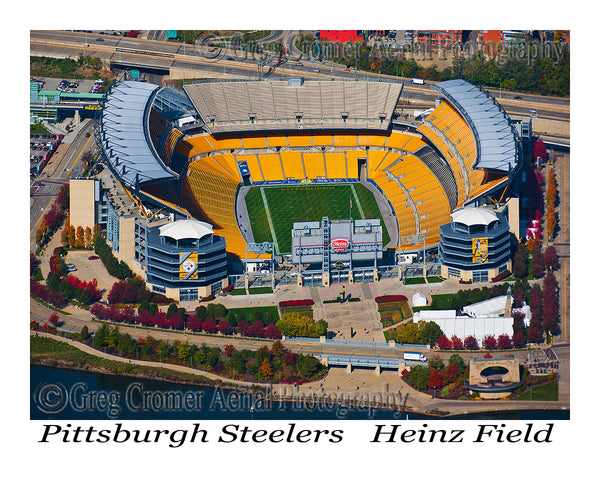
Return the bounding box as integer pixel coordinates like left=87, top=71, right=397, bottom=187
left=411, top=78, right=425, bottom=85
left=403, top=351, right=427, bottom=363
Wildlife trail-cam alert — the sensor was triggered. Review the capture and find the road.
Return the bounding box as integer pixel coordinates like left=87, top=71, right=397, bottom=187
left=30, top=30, right=569, bottom=122
left=30, top=120, right=95, bottom=251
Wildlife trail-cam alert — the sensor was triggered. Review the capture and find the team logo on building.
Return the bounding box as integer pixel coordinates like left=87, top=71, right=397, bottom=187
left=330, top=238, right=351, bottom=253
left=472, top=237, right=489, bottom=264
left=180, top=252, right=199, bottom=279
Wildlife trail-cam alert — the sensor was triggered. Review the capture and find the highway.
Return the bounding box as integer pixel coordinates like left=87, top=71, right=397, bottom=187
left=30, top=30, right=569, bottom=122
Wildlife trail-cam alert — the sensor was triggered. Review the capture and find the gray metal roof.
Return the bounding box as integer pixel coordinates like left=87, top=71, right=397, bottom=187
left=100, top=81, right=178, bottom=188
left=432, top=79, right=519, bottom=172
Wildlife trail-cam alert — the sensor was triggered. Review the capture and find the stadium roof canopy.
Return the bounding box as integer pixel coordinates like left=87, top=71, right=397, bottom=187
left=183, top=78, right=403, bottom=133
left=451, top=207, right=499, bottom=227
left=432, top=79, right=519, bottom=173
left=159, top=219, right=214, bottom=240
left=100, top=81, right=178, bottom=189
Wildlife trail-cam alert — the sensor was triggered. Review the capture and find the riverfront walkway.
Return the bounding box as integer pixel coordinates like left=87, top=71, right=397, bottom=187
left=31, top=330, right=569, bottom=417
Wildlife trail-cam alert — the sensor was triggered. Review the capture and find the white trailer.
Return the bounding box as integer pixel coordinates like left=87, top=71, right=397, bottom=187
left=403, top=351, right=427, bottom=362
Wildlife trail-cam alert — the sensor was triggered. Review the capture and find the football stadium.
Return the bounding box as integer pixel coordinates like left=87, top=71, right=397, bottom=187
left=72, top=75, right=526, bottom=300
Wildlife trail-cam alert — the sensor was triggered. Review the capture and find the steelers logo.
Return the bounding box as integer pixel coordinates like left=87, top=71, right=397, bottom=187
left=182, top=258, right=196, bottom=273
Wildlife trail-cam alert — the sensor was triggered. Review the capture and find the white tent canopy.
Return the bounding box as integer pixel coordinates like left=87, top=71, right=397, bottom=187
left=159, top=219, right=214, bottom=241
left=463, top=295, right=511, bottom=318
left=412, top=292, right=428, bottom=307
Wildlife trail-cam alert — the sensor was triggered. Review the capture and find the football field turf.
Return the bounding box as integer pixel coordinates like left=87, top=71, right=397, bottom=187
left=245, top=183, right=390, bottom=254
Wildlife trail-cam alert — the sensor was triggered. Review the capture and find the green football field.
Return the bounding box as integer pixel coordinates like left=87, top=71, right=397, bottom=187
left=244, top=183, right=390, bottom=254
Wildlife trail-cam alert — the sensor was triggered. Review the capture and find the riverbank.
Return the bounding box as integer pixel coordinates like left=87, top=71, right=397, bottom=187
left=30, top=332, right=569, bottom=418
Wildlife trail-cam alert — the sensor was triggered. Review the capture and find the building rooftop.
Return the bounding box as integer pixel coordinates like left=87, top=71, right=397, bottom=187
left=158, top=219, right=215, bottom=241
left=100, top=80, right=178, bottom=189
left=451, top=207, right=499, bottom=227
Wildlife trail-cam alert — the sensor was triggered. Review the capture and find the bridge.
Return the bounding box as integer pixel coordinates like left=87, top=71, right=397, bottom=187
left=284, top=336, right=428, bottom=375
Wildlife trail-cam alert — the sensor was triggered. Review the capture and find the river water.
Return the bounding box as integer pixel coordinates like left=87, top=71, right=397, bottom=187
left=30, top=366, right=569, bottom=421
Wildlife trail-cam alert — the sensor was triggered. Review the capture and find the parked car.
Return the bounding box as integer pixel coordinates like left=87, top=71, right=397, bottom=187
left=88, top=255, right=100, bottom=260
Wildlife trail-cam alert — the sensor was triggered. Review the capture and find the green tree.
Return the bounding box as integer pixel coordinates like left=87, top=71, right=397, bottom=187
left=276, top=312, right=327, bottom=338
left=428, top=354, right=444, bottom=370
left=94, top=323, right=110, bottom=348
left=408, top=365, right=430, bottom=390
left=177, top=340, right=191, bottom=360
left=108, top=325, right=120, bottom=349
left=166, top=302, right=178, bottom=318
left=421, top=321, right=444, bottom=346
left=80, top=324, right=89, bottom=340
left=448, top=353, right=466, bottom=375
left=157, top=341, right=171, bottom=360
left=296, top=354, right=320, bottom=378
left=46, top=272, right=61, bottom=290
left=118, top=333, right=135, bottom=356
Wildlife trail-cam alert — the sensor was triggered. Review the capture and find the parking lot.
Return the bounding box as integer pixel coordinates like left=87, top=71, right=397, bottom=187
left=34, top=77, right=104, bottom=94
left=30, top=133, right=64, bottom=179
left=64, top=250, right=117, bottom=301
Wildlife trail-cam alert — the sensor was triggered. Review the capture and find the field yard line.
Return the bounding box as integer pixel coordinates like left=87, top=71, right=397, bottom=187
left=260, top=188, right=280, bottom=254
left=350, top=184, right=365, bottom=219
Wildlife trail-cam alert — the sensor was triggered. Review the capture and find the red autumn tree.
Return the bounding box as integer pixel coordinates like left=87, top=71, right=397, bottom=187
left=497, top=334, right=512, bottom=350
left=201, top=317, right=218, bottom=334
left=544, top=246, right=559, bottom=271
left=482, top=335, right=497, bottom=350
left=217, top=319, right=233, bottom=335
left=428, top=368, right=443, bottom=389
left=451, top=335, right=464, bottom=350
left=464, top=336, right=479, bottom=350
left=48, top=312, right=60, bottom=326
left=512, top=330, right=527, bottom=348
left=436, top=335, right=452, bottom=350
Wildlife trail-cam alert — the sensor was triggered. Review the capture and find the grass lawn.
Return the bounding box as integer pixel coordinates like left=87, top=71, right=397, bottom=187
left=404, top=276, right=426, bottom=285
left=430, top=293, right=455, bottom=309
left=513, top=381, right=559, bottom=401
left=245, top=183, right=390, bottom=254
left=426, top=276, right=445, bottom=283
left=227, top=305, right=280, bottom=323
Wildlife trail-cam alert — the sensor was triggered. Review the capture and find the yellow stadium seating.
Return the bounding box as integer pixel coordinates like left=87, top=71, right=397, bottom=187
left=258, top=154, right=284, bottom=181
left=181, top=157, right=247, bottom=257
left=181, top=134, right=215, bottom=156
left=358, top=134, right=387, bottom=147
left=210, top=135, right=243, bottom=151
left=280, top=151, right=305, bottom=179
left=241, top=135, right=269, bottom=149
left=237, top=154, right=263, bottom=182
left=346, top=152, right=359, bottom=179
left=312, top=133, right=333, bottom=146
left=303, top=152, right=326, bottom=178
left=333, top=134, right=357, bottom=147
left=266, top=134, right=289, bottom=148
left=325, top=152, right=347, bottom=179
left=367, top=150, right=389, bottom=176
left=287, top=133, right=314, bottom=147
left=161, top=128, right=183, bottom=165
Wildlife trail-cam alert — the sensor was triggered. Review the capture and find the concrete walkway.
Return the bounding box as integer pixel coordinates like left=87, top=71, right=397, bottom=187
left=31, top=330, right=569, bottom=417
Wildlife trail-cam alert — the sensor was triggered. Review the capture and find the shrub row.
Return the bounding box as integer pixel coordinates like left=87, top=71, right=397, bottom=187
left=375, top=294, right=407, bottom=304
